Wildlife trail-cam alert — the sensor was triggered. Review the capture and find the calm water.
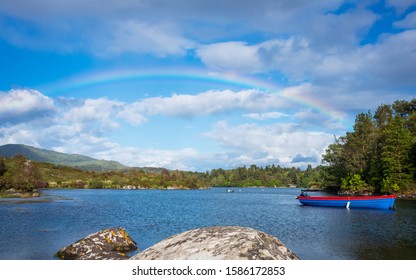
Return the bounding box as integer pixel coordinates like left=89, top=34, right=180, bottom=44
left=0, top=187, right=415, bottom=260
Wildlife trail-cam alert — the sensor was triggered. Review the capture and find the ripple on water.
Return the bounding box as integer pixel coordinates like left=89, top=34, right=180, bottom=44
left=0, top=188, right=415, bottom=260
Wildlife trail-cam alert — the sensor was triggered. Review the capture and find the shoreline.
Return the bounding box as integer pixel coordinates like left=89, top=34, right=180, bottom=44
left=0, top=190, right=40, bottom=198
left=1, top=187, right=416, bottom=201
left=397, top=193, right=416, bottom=200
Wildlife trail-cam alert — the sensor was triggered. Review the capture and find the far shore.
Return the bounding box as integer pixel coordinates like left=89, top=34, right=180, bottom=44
left=1, top=186, right=416, bottom=201
left=0, top=189, right=40, bottom=199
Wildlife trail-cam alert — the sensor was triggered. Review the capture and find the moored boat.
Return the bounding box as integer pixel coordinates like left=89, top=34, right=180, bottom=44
left=297, top=191, right=396, bottom=210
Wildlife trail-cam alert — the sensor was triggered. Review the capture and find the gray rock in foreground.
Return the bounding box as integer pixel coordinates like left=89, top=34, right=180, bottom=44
left=130, top=226, right=299, bottom=260
left=56, top=227, right=137, bottom=260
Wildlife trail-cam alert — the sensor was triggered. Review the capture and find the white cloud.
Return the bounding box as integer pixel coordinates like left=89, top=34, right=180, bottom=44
left=195, top=6, right=377, bottom=76
left=95, top=147, right=205, bottom=171
left=0, top=123, right=41, bottom=147
left=119, top=89, right=288, bottom=125
left=50, top=133, right=120, bottom=157
left=196, top=35, right=355, bottom=81
left=359, top=30, right=416, bottom=88
left=0, top=1, right=344, bottom=31
left=98, top=127, right=334, bottom=169
left=294, top=109, right=326, bottom=121
left=301, top=8, right=378, bottom=50
left=197, top=42, right=263, bottom=73
left=0, top=89, right=55, bottom=123
left=196, top=38, right=318, bottom=78
left=0, top=116, right=115, bottom=157
left=0, top=90, right=123, bottom=158
left=205, top=121, right=334, bottom=167
left=96, top=20, right=195, bottom=56
left=0, top=87, right=342, bottom=170
left=196, top=38, right=318, bottom=77
left=0, top=0, right=346, bottom=56
left=258, top=38, right=319, bottom=80
left=64, top=98, right=124, bottom=129
left=395, top=11, right=416, bottom=28
left=243, top=111, right=287, bottom=120
left=386, top=0, right=416, bottom=14
left=198, top=27, right=416, bottom=96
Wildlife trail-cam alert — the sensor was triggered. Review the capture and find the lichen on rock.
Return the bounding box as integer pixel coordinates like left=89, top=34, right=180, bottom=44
left=56, top=227, right=138, bottom=260
left=130, top=226, right=299, bottom=260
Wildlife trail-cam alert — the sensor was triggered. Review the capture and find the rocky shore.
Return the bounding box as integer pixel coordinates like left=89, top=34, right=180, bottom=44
left=0, top=188, right=40, bottom=198
left=397, top=193, right=416, bottom=200
left=57, top=226, right=299, bottom=260
left=120, top=185, right=195, bottom=190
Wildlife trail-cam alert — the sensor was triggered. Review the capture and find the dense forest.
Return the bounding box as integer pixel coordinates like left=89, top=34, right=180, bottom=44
left=1, top=99, right=415, bottom=197
left=199, top=164, right=323, bottom=189
left=322, top=99, right=416, bottom=195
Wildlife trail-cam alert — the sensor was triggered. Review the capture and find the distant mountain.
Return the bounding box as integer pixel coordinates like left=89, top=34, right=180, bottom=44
left=0, top=144, right=127, bottom=171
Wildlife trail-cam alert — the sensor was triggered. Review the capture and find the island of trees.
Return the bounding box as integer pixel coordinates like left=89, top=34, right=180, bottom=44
left=1, top=99, right=415, bottom=198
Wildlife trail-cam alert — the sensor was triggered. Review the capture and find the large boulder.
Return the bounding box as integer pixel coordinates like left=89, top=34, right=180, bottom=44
left=56, top=227, right=137, bottom=260
left=130, top=226, right=299, bottom=260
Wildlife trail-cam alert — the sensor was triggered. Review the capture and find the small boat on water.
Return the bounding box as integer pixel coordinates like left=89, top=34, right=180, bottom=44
left=226, top=189, right=234, bottom=193
left=297, top=191, right=396, bottom=210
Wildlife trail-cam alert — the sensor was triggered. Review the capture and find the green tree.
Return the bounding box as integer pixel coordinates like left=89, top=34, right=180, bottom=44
left=322, top=100, right=416, bottom=194
left=4, top=157, right=43, bottom=192
left=341, top=174, right=373, bottom=194
left=0, top=158, right=6, bottom=176
left=343, top=112, right=377, bottom=179
left=380, top=115, right=413, bottom=193
left=89, top=178, right=104, bottom=189
left=374, top=104, right=393, bottom=128
left=298, top=165, right=324, bottom=189
left=0, top=158, right=6, bottom=189
left=322, top=136, right=348, bottom=187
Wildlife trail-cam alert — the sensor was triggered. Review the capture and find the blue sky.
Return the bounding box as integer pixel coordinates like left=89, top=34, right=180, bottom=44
left=1, top=0, right=416, bottom=171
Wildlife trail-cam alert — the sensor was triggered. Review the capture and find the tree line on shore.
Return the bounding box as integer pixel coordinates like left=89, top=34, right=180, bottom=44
left=1, top=99, right=415, bottom=195
left=198, top=164, right=323, bottom=189
left=0, top=154, right=321, bottom=194
left=0, top=156, right=206, bottom=195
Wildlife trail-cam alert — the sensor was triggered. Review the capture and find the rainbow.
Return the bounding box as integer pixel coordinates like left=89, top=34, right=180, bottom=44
left=280, top=84, right=346, bottom=121
left=42, top=68, right=345, bottom=121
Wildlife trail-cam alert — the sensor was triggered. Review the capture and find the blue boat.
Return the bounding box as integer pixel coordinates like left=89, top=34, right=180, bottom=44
left=297, top=191, right=396, bottom=210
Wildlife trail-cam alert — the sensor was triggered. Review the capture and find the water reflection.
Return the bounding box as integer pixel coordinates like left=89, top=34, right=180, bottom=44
left=0, top=193, right=71, bottom=204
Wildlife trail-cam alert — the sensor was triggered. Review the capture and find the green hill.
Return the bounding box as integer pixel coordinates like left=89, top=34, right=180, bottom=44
left=0, top=144, right=127, bottom=171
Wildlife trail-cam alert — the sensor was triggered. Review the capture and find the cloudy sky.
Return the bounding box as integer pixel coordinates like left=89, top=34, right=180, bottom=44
left=1, top=0, right=416, bottom=171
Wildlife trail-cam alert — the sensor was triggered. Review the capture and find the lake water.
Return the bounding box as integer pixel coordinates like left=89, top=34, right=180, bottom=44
left=0, top=187, right=415, bottom=260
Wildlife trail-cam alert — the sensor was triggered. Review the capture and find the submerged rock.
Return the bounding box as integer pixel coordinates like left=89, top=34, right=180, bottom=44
left=130, top=226, right=299, bottom=260
left=56, top=227, right=137, bottom=260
